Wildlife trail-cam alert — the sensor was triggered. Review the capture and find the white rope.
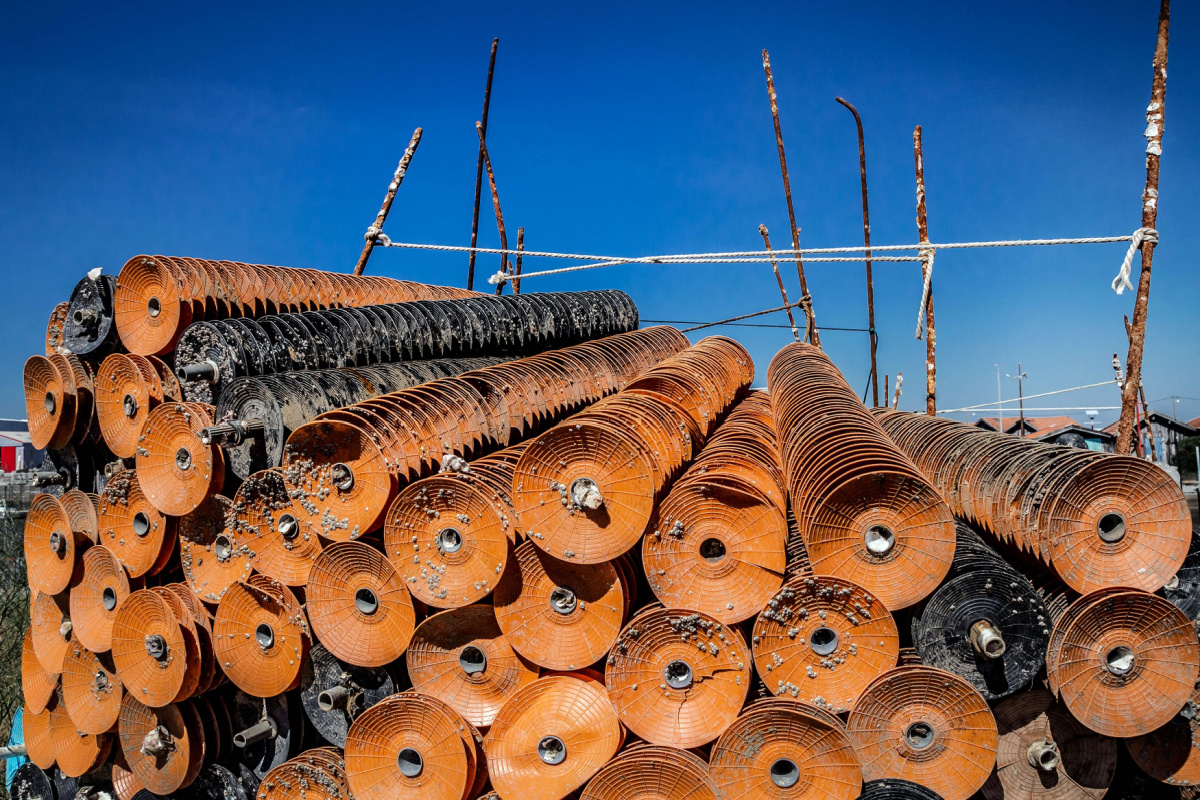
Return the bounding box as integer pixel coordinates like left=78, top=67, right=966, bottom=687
left=1111, top=227, right=1158, bottom=294
left=941, top=405, right=1122, bottom=413
left=914, top=248, right=934, bottom=340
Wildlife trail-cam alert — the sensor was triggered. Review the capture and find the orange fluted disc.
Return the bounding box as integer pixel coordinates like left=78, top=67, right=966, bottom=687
left=179, top=494, right=251, bottom=604
left=710, top=698, right=862, bottom=800
left=234, top=469, right=324, bottom=586
left=111, top=589, right=188, bottom=707
left=258, top=752, right=350, bottom=800
left=513, top=423, right=657, bottom=563
left=344, top=692, right=472, bottom=800
left=22, top=628, right=59, bottom=715
left=46, top=301, right=69, bottom=355
left=607, top=607, right=751, bottom=748
left=581, top=745, right=721, bottom=800
left=60, top=489, right=99, bottom=544
left=138, top=402, right=220, bottom=516
left=1054, top=589, right=1199, bottom=737
left=1128, top=684, right=1200, bottom=786
left=98, top=470, right=175, bottom=579
left=306, top=541, right=415, bottom=667
left=485, top=675, right=621, bottom=800
left=25, top=493, right=79, bottom=595
left=493, top=541, right=625, bottom=671
left=24, top=355, right=75, bottom=450
left=113, top=255, right=187, bottom=356
left=751, top=575, right=899, bottom=713
left=31, top=591, right=73, bottom=674
left=983, top=689, right=1115, bottom=800
left=408, top=605, right=540, bottom=728
left=385, top=476, right=511, bottom=608
left=213, top=580, right=308, bottom=697
left=283, top=420, right=392, bottom=538
left=24, top=702, right=57, bottom=769
left=113, top=759, right=146, bottom=800
left=147, top=355, right=182, bottom=402
left=70, top=545, right=132, bottom=653
left=848, top=665, right=998, bottom=800
left=62, top=639, right=123, bottom=735
left=118, top=695, right=201, bottom=795
left=805, top=472, right=956, bottom=610
left=95, top=354, right=157, bottom=458
left=149, top=588, right=204, bottom=704
left=50, top=699, right=111, bottom=777
left=644, top=481, right=786, bottom=624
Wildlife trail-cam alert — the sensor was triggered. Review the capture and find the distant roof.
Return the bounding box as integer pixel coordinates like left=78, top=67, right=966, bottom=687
left=975, top=415, right=1084, bottom=435
left=1190, top=416, right=1200, bottom=429
left=0, top=431, right=31, bottom=446
left=1102, top=410, right=1197, bottom=436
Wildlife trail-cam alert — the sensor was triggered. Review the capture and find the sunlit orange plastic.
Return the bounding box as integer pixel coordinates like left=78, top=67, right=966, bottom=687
left=213, top=579, right=308, bottom=697
left=232, top=468, right=324, bottom=586
left=1052, top=589, right=1199, bottom=737
left=30, top=590, right=72, bottom=673
left=606, top=607, right=751, bottom=748
left=60, top=489, right=99, bottom=544
left=751, top=574, right=899, bottom=713
left=408, top=604, right=539, bottom=728
left=150, top=587, right=204, bottom=703
left=62, top=639, right=123, bottom=734
left=306, top=541, right=414, bottom=667
left=1127, top=681, right=1200, bottom=787
left=493, top=540, right=625, bottom=671
left=49, top=699, right=111, bottom=777
left=258, top=750, right=350, bottom=800
left=111, top=589, right=188, bottom=707
left=178, top=494, right=251, bottom=604
left=69, top=545, right=132, bottom=653
left=118, top=695, right=202, bottom=795
left=112, top=758, right=146, bottom=800
left=283, top=419, right=392, bottom=538
left=25, top=493, right=83, bottom=595
left=485, top=675, right=622, bottom=800
left=581, top=745, right=722, bottom=800
left=848, top=665, right=998, bottom=800
left=21, top=628, right=59, bottom=715
left=138, top=401, right=222, bottom=516
left=46, top=301, right=69, bottom=355
left=984, top=689, right=1115, bottom=800
left=98, top=470, right=176, bottom=579
left=23, top=701, right=56, bottom=769
left=710, top=698, right=862, bottom=800
left=95, top=353, right=163, bottom=458
left=24, top=355, right=75, bottom=450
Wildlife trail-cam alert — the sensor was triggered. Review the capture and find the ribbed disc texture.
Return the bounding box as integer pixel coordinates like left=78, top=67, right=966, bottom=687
left=300, top=642, right=395, bottom=748
left=179, top=494, right=252, bottom=603
left=30, top=590, right=72, bottom=673
left=137, top=401, right=221, bottom=516
left=306, top=541, right=415, bottom=667
left=46, top=301, right=69, bottom=355
left=23, top=703, right=56, bottom=769
left=59, top=489, right=99, bottom=544
left=282, top=419, right=392, bottom=539
left=24, top=493, right=79, bottom=595
left=231, top=468, right=322, bottom=586
left=111, top=589, right=187, bottom=707
left=1127, top=679, right=1200, bottom=786
left=98, top=470, right=176, bottom=578
left=580, top=745, right=721, bottom=800
left=49, top=699, right=110, bottom=777
left=117, top=695, right=202, bottom=795
left=21, top=628, right=59, bottom=715
left=24, top=355, right=75, bottom=450
left=62, top=639, right=123, bottom=734
left=95, top=354, right=163, bottom=458
left=257, top=750, right=349, bottom=800
left=857, top=779, right=946, bottom=800
left=213, top=579, right=309, bottom=697
left=69, top=545, right=131, bottom=652
left=61, top=272, right=119, bottom=356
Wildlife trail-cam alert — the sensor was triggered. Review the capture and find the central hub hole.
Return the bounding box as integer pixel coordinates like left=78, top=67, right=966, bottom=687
left=769, top=758, right=800, bottom=788
left=132, top=512, right=151, bottom=537
left=44, top=392, right=56, bottom=414
left=865, top=525, right=895, bottom=556
left=278, top=513, right=298, bottom=540
left=537, top=736, right=566, bottom=765
left=459, top=645, right=487, bottom=675
left=123, top=394, right=139, bottom=418
left=1105, top=645, right=1135, bottom=675
left=397, top=748, right=423, bottom=778
left=255, top=623, right=275, bottom=649
left=905, top=722, right=935, bottom=750
left=437, top=528, right=463, bottom=554
left=569, top=477, right=603, bottom=510
left=94, top=670, right=109, bottom=691
left=147, top=297, right=161, bottom=318
left=354, top=588, right=379, bottom=615
left=699, top=537, right=727, bottom=563
left=810, top=626, right=839, bottom=656
left=549, top=586, right=578, bottom=615
left=175, top=448, right=192, bottom=470
left=664, top=660, right=693, bottom=689
left=73, top=310, right=85, bottom=324
left=145, top=634, right=167, bottom=660
left=48, top=531, right=66, bottom=555
left=102, top=587, right=117, bottom=611
left=1097, top=512, right=1126, bottom=543
left=330, top=462, right=354, bottom=491
left=214, top=534, right=233, bottom=562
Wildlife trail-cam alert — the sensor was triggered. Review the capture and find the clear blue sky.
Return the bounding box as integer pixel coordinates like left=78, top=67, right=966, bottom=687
left=1, top=1, right=1197, bottom=427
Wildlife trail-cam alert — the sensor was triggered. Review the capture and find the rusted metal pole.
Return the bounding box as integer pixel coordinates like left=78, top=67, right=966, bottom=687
left=913, top=125, right=936, bottom=416
left=1125, top=314, right=1157, bottom=460
left=353, top=127, right=423, bottom=276
left=758, top=225, right=800, bottom=342
left=467, top=38, right=499, bottom=292
left=835, top=97, right=879, bottom=407
left=1117, top=0, right=1170, bottom=455
left=475, top=122, right=509, bottom=296
left=884, top=375, right=890, bottom=407
left=762, top=50, right=819, bottom=347
left=513, top=227, right=525, bottom=295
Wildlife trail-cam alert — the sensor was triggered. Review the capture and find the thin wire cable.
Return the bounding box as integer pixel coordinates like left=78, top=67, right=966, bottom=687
left=947, top=406, right=1122, bottom=413
left=938, top=380, right=1120, bottom=413
left=640, top=319, right=871, bottom=332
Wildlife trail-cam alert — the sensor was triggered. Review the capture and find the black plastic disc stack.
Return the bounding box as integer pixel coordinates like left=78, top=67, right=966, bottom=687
left=858, top=779, right=945, bottom=800
left=299, top=642, right=397, bottom=747
left=1160, top=529, right=1200, bottom=620
left=229, top=689, right=303, bottom=780
left=10, top=763, right=56, bottom=800
left=62, top=273, right=120, bottom=358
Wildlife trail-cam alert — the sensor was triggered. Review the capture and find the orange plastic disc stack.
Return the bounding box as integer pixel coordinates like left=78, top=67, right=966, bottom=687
left=138, top=401, right=224, bottom=516
left=23, top=701, right=57, bottom=769
left=1048, top=589, right=1199, bottom=737
left=25, top=492, right=84, bottom=595
left=282, top=419, right=392, bottom=539
left=767, top=344, right=956, bottom=610
left=60, top=489, right=100, bottom=544
left=848, top=665, right=998, bottom=800
left=485, top=675, right=622, bottom=800
left=46, top=301, right=69, bottom=355
left=214, top=578, right=309, bottom=697
left=407, top=604, right=540, bottom=728
left=344, top=692, right=482, bottom=800
left=258, top=749, right=351, bottom=800
left=62, top=639, right=124, bottom=735
left=111, top=589, right=189, bottom=707
left=24, top=355, right=76, bottom=450
left=305, top=541, right=415, bottom=667
left=710, top=698, right=862, bottom=800
left=98, top=470, right=177, bottom=578
left=606, top=607, right=751, bottom=748
left=22, top=628, right=59, bottom=715
left=983, top=689, right=1116, bottom=800
left=581, top=745, right=721, bottom=800
left=493, top=540, right=626, bottom=671
left=118, top=695, right=204, bottom=795
left=52, top=353, right=96, bottom=444
left=70, top=545, right=133, bottom=652
left=49, top=699, right=111, bottom=777
left=95, top=353, right=164, bottom=458
left=233, top=468, right=325, bottom=586
left=30, top=590, right=73, bottom=673
left=751, top=574, right=900, bottom=713
left=179, top=494, right=251, bottom=604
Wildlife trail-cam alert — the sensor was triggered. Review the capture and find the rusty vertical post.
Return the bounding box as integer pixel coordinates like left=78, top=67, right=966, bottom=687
left=1117, top=0, right=1170, bottom=455
left=762, top=50, right=819, bottom=346
left=836, top=97, right=879, bottom=406
left=513, top=227, right=525, bottom=295
left=353, top=127, right=423, bottom=276
left=913, top=125, right=936, bottom=415
left=758, top=225, right=800, bottom=342
left=884, top=375, right=890, bottom=408
left=475, top=122, right=509, bottom=296
left=1125, top=314, right=1157, bottom=460
left=467, top=38, right=500, bottom=291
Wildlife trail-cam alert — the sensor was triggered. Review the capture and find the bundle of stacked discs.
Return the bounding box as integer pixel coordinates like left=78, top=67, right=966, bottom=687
left=13, top=263, right=1200, bottom=800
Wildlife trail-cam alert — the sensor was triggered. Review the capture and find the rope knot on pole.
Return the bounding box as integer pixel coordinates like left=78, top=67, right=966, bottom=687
left=915, top=248, right=936, bottom=340
left=1111, top=227, right=1159, bottom=294
left=487, top=271, right=508, bottom=287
